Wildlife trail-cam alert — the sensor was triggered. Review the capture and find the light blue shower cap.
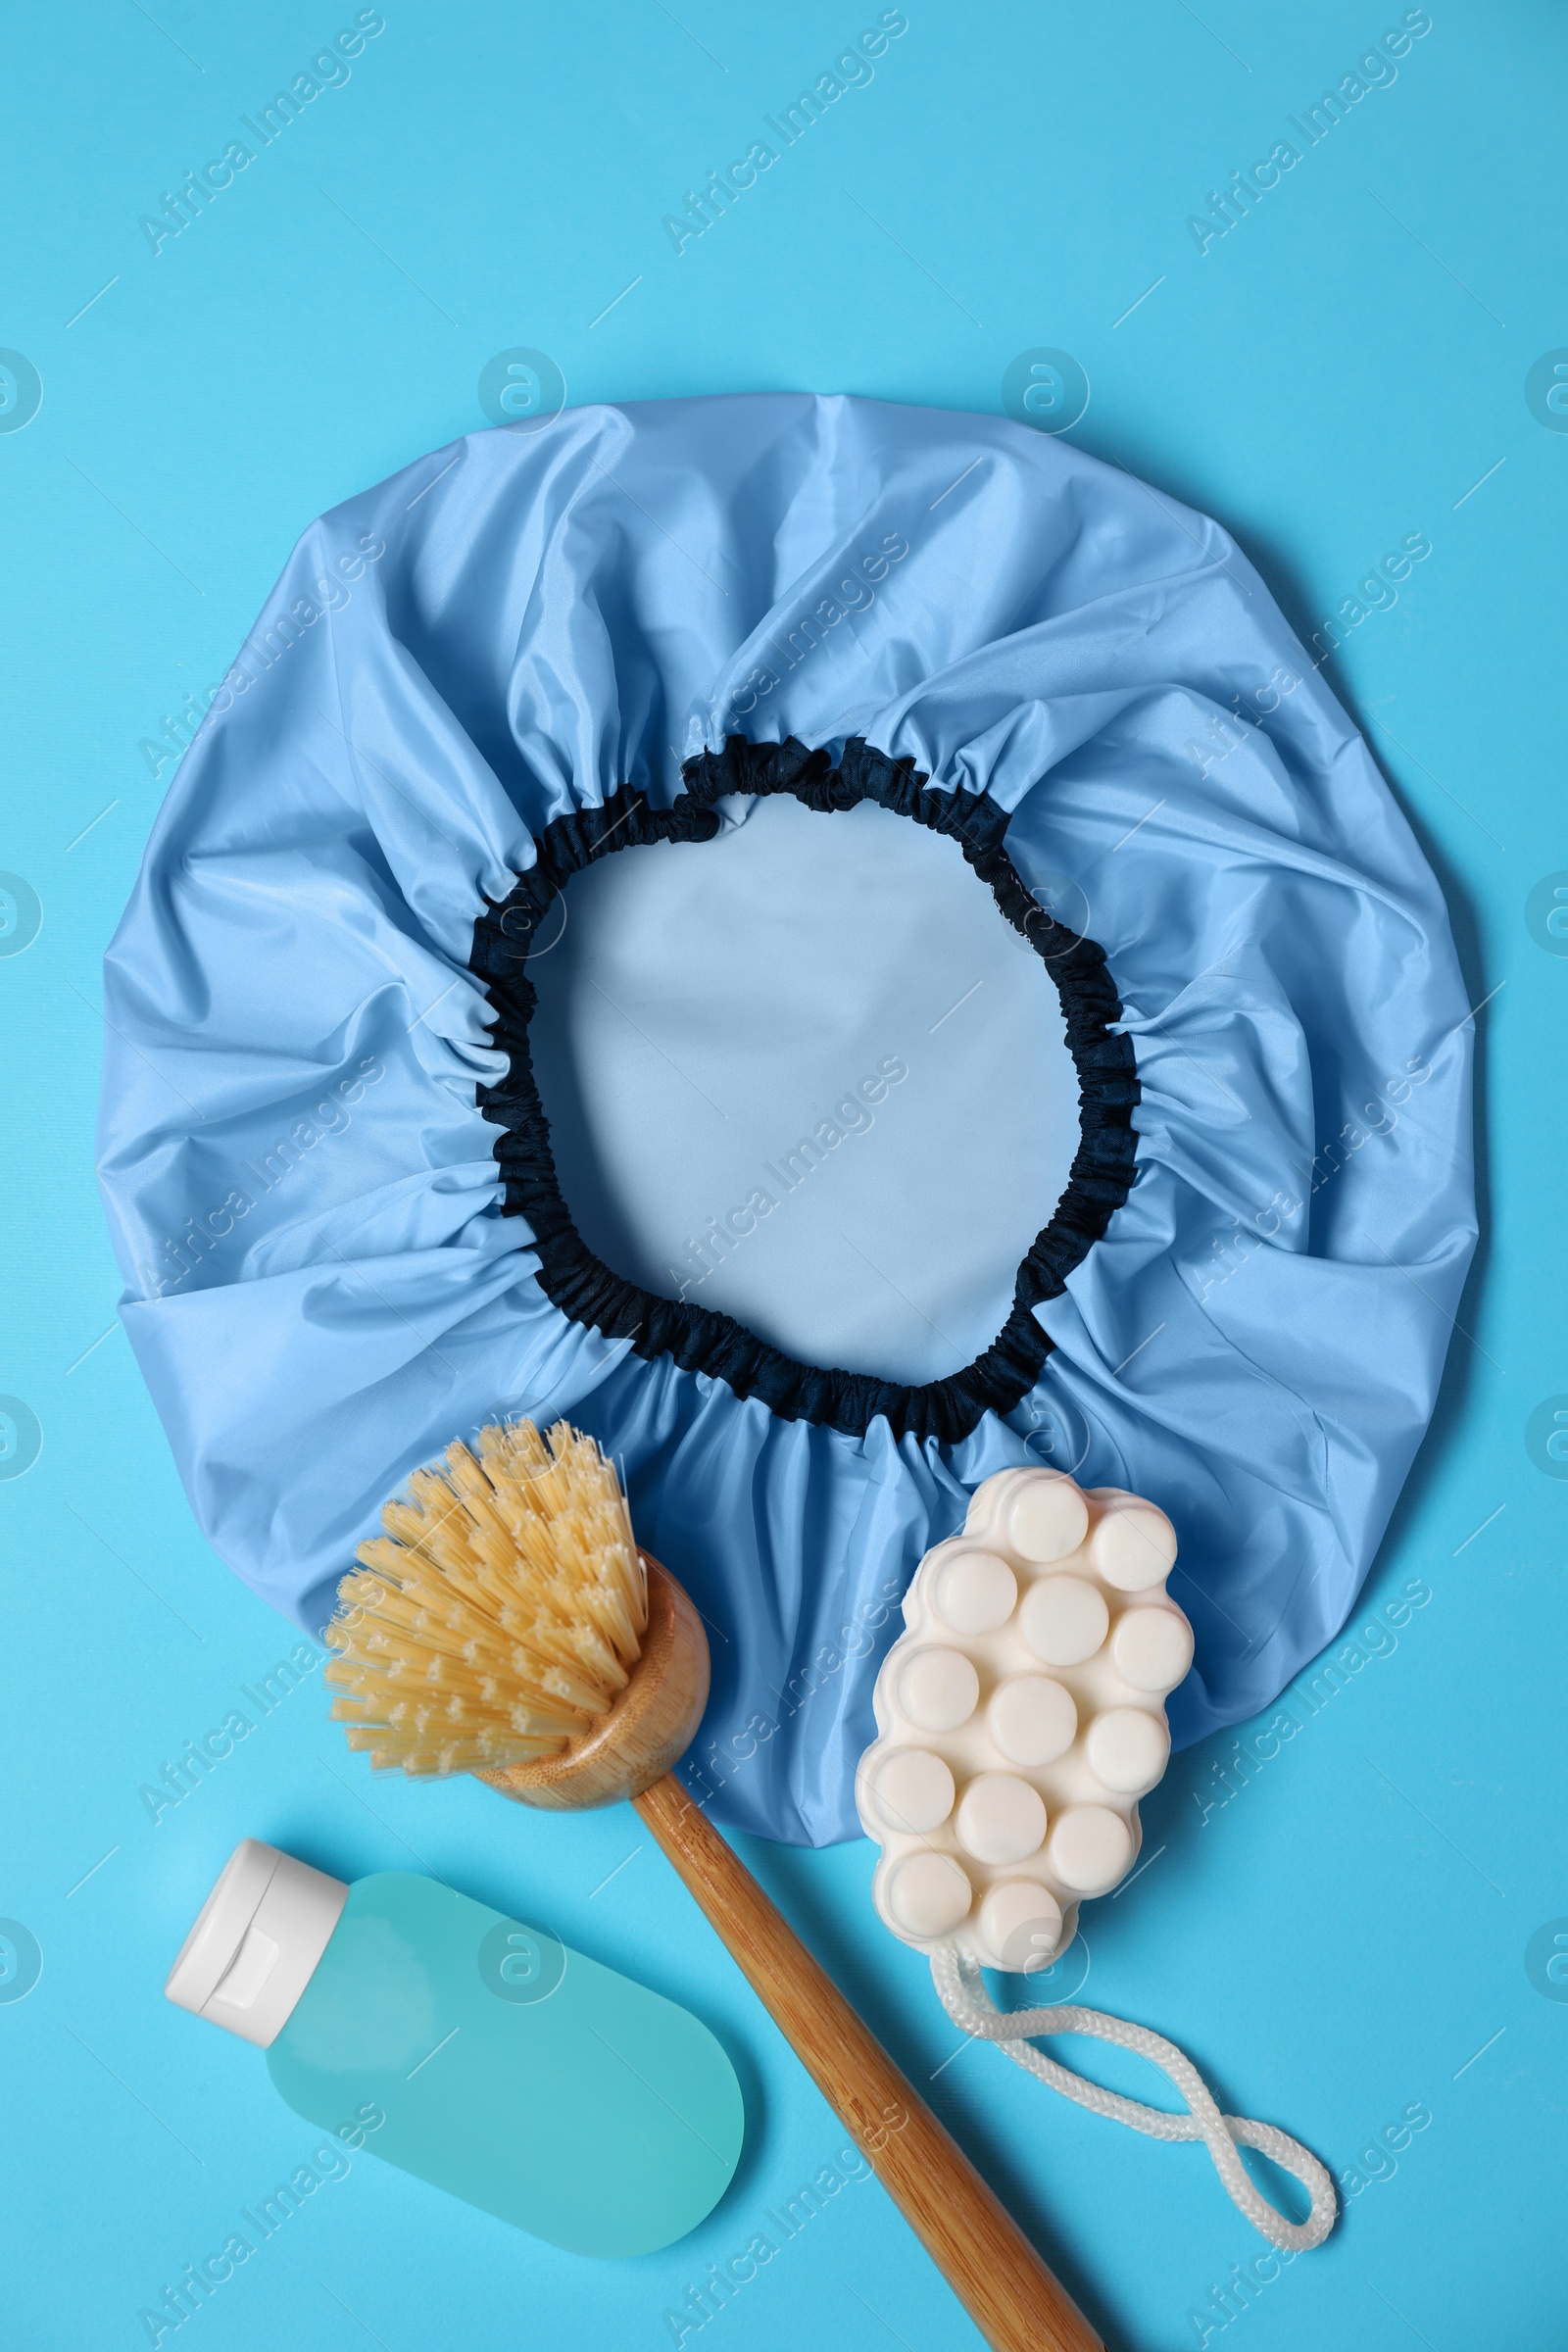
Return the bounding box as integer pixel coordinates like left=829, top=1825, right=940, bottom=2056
left=98, top=393, right=1476, bottom=1844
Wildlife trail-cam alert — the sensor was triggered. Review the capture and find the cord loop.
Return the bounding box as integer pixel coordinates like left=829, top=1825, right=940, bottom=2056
left=930, top=1943, right=1337, bottom=2252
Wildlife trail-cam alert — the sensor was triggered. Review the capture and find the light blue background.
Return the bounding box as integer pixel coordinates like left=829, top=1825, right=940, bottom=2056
left=2, top=4, right=1564, bottom=2348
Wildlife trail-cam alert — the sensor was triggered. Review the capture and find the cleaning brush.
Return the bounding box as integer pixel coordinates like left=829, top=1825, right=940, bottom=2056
left=327, top=1419, right=647, bottom=1774
left=324, top=1417, right=1102, bottom=2352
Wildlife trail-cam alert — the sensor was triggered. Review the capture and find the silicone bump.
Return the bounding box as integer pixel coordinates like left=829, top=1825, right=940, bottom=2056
left=932, top=1547, right=1018, bottom=1635
left=869, top=1747, right=956, bottom=1836
left=988, top=1674, right=1078, bottom=1768
left=887, top=1851, right=973, bottom=1937
left=895, top=1647, right=981, bottom=1733
left=1018, top=1574, right=1108, bottom=1668
left=1111, top=1604, right=1195, bottom=1693
left=1005, top=1473, right=1091, bottom=1564
left=979, top=1881, right=1065, bottom=1972
left=1091, top=1499, right=1178, bottom=1592
left=1048, top=1804, right=1134, bottom=1894
left=1085, top=1707, right=1171, bottom=1796
left=955, top=1773, right=1048, bottom=1866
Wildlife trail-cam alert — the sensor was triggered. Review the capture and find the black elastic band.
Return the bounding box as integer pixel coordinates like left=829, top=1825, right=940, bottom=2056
left=470, top=736, right=1139, bottom=1445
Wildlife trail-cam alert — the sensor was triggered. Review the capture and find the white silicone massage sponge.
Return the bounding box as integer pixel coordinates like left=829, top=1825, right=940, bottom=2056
left=858, top=1467, right=1192, bottom=1973
left=857, top=1463, right=1337, bottom=2253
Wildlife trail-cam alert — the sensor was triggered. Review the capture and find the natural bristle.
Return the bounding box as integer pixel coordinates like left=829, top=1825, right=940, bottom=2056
left=324, top=1419, right=647, bottom=1777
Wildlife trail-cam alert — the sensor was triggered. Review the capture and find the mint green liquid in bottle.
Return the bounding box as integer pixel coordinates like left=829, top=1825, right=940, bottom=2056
left=167, top=1839, right=743, bottom=2256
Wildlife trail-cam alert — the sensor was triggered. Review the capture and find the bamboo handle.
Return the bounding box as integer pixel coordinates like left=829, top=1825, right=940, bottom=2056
left=633, top=1772, right=1102, bottom=2352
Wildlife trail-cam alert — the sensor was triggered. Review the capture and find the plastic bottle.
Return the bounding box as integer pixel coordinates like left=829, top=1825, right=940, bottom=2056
left=166, top=1838, right=744, bottom=2255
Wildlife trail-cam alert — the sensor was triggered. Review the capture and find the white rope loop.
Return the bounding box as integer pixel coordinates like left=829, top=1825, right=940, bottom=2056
left=930, top=1944, right=1336, bottom=2252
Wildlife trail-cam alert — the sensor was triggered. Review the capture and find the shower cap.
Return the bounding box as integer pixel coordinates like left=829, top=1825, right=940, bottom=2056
left=98, top=393, right=1476, bottom=1845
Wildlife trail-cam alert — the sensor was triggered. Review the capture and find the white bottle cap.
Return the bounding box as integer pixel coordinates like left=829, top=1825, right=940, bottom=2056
left=165, top=1838, right=348, bottom=2048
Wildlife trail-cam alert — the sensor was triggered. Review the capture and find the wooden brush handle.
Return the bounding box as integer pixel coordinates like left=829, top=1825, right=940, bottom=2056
left=485, top=1558, right=1101, bottom=2346
left=634, top=1772, right=1102, bottom=2352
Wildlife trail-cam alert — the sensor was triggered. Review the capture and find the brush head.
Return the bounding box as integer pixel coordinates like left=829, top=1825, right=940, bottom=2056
left=324, top=1417, right=662, bottom=1780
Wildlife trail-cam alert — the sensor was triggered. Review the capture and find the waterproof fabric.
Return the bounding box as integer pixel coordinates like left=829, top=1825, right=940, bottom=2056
left=515, top=779, right=1093, bottom=1392
left=97, top=393, right=1477, bottom=1846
